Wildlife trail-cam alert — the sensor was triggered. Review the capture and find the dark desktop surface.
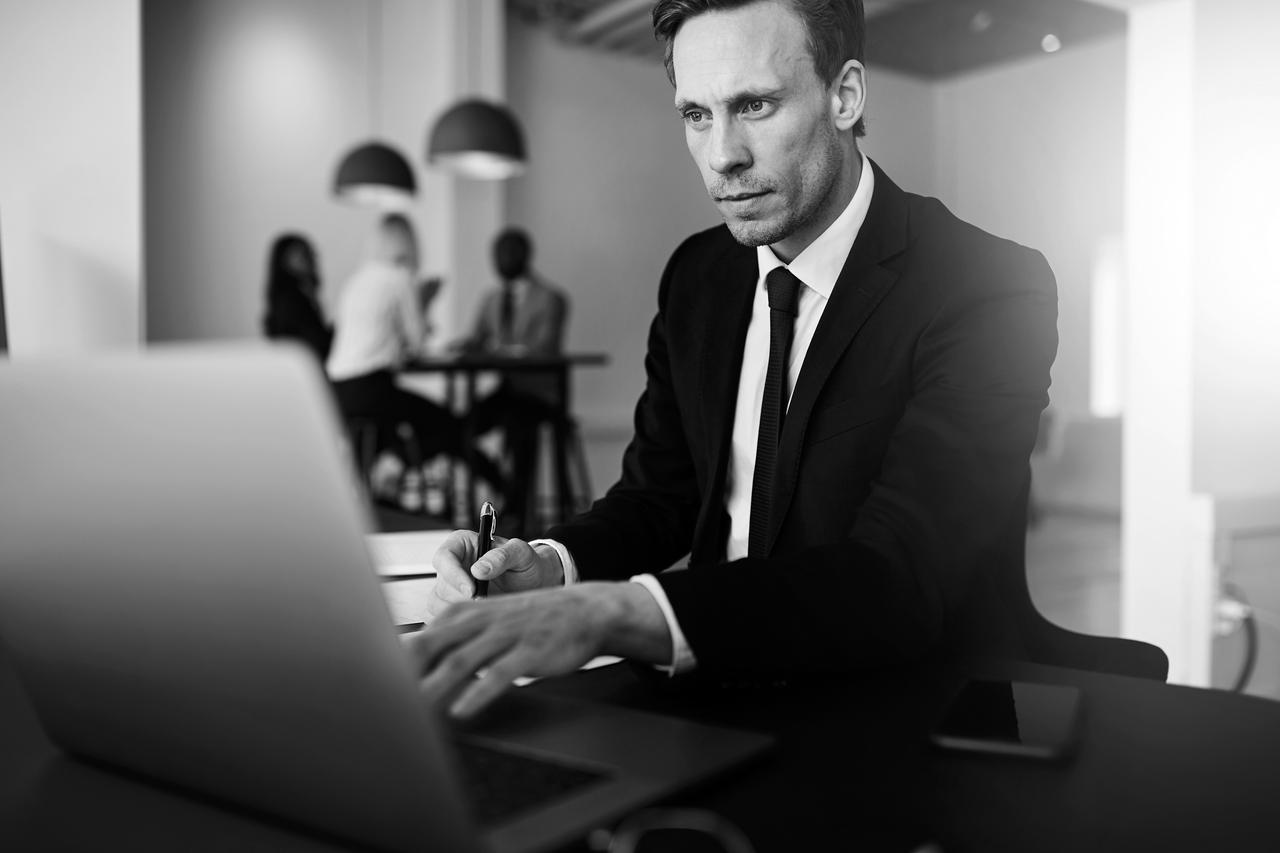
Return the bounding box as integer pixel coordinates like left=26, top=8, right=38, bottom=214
left=3, top=642, right=1280, bottom=852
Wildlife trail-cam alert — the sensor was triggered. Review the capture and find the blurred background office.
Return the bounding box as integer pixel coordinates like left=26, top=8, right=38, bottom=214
left=2, top=0, right=1279, bottom=697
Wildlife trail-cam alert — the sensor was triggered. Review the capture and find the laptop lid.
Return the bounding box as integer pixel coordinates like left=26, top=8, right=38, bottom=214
left=0, top=209, right=9, bottom=355
left=0, top=343, right=483, bottom=852
left=0, top=343, right=772, bottom=853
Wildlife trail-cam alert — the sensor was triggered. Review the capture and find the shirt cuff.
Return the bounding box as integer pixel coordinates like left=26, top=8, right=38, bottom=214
left=628, top=573, right=698, bottom=675
left=529, top=538, right=578, bottom=585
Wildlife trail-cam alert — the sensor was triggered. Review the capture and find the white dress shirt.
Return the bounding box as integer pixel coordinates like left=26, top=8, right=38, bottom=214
left=325, top=260, right=427, bottom=381
left=539, top=153, right=875, bottom=673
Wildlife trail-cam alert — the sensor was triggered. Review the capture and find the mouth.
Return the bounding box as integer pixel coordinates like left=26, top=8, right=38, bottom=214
left=715, top=190, right=769, bottom=203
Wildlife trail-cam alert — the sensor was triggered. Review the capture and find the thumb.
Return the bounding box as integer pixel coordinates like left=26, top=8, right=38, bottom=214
left=470, top=535, right=512, bottom=580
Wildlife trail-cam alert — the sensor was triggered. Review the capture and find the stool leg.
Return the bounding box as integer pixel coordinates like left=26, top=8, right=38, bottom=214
left=553, top=418, right=572, bottom=526
left=568, top=421, right=593, bottom=513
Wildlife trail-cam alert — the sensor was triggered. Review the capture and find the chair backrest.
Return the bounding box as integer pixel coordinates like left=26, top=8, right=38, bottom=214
left=1003, top=481, right=1169, bottom=682
left=1024, top=607, right=1169, bottom=681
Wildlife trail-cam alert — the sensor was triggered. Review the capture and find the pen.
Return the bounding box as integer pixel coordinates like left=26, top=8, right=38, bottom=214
left=473, top=500, right=495, bottom=598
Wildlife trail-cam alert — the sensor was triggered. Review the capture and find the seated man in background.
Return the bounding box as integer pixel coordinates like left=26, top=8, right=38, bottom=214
left=327, top=213, right=503, bottom=507
left=459, top=228, right=569, bottom=532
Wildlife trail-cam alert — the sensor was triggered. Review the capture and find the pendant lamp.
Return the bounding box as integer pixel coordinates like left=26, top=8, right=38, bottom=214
left=333, top=141, right=417, bottom=208
left=426, top=98, right=526, bottom=180
left=331, top=1, right=417, bottom=208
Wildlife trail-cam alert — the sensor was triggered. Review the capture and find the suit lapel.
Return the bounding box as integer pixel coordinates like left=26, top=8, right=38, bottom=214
left=692, top=242, right=758, bottom=564
left=764, top=160, right=910, bottom=553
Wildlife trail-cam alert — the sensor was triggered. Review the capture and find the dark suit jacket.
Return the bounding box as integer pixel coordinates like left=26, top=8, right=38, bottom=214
left=547, top=161, right=1058, bottom=681
left=468, top=276, right=569, bottom=403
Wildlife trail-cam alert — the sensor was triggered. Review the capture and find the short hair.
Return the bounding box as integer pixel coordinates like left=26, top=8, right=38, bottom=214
left=493, top=227, right=533, bottom=280
left=652, top=0, right=866, bottom=137
left=380, top=212, right=413, bottom=236
left=377, top=213, right=418, bottom=267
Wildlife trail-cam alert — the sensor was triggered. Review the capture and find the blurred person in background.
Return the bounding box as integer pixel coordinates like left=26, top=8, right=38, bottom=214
left=458, top=228, right=570, bottom=532
left=262, top=233, right=333, bottom=362
left=327, top=214, right=504, bottom=507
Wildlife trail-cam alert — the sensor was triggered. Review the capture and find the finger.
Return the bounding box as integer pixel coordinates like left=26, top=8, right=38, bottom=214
left=473, top=538, right=537, bottom=585
left=432, top=530, right=478, bottom=598
left=406, top=603, right=485, bottom=674
left=425, top=572, right=477, bottom=620
left=425, top=581, right=466, bottom=620
left=419, top=629, right=518, bottom=707
left=448, top=649, right=532, bottom=718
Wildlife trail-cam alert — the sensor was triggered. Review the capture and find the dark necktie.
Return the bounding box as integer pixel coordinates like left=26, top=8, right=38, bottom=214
left=499, top=284, right=516, bottom=342
left=748, top=266, right=803, bottom=558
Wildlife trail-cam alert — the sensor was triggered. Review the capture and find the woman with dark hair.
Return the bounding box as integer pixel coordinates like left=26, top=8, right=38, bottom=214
left=262, top=233, right=333, bottom=361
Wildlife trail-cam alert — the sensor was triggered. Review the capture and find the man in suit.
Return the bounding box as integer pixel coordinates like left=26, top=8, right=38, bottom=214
left=459, top=228, right=570, bottom=533
left=408, top=0, right=1057, bottom=719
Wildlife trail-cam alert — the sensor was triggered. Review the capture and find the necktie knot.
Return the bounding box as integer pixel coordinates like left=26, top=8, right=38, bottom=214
left=766, top=266, right=803, bottom=316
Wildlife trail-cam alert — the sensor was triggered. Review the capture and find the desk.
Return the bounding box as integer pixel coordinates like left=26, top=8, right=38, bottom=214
left=3, top=642, right=1280, bottom=851
left=403, top=353, right=608, bottom=529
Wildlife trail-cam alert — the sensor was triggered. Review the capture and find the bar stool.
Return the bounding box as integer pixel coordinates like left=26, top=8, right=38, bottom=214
left=343, top=416, right=382, bottom=501
left=523, top=414, right=593, bottom=532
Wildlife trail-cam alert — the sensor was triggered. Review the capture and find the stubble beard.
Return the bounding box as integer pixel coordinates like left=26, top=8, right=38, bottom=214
left=719, top=129, right=843, bottom=249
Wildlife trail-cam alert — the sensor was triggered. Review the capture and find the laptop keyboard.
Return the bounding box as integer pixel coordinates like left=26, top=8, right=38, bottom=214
left=453, top=739, right=610, bottom=826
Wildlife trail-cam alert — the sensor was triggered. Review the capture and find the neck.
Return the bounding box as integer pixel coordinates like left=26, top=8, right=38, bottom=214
left=770, top=144, right=862, bottom=265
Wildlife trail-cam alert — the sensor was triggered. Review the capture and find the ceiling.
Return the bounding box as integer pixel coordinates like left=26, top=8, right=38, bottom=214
left=508, top=0, right=1127, bottom=79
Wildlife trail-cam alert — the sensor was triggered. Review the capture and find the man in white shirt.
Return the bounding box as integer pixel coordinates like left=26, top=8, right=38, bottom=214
left=406, top=0, right=1058, bottom=718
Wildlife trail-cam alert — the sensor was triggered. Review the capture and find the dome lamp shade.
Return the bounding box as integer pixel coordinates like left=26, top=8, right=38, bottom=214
left=427, top=99, right=526, bottom=180
left=333, top=140, right=417, bottom=209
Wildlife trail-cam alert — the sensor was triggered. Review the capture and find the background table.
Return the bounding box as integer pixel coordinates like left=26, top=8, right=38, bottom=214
left=403, top=353, right=609, bottom=529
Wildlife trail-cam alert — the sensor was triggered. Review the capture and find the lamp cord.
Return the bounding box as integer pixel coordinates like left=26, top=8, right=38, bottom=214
left=368, top=0, right=381, bottom=133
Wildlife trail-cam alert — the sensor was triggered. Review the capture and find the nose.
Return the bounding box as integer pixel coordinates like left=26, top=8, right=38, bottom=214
left=707, top=118, right=751, bottom=175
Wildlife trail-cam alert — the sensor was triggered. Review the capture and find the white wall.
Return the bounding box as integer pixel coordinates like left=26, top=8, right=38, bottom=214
left=1191, top=0, right=1280, bottom=496
left=0, top=0, right=142, bottom=353
left=933, top=36, right=1129, bottom=420
left=503, top=18, right=720, bottom=432
left=860, top=66, right=937, bottom=196
left=144, top=0, right=491, bottom=345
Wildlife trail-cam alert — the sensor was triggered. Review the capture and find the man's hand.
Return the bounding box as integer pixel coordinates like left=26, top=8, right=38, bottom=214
left=405, top=582, right=673, bottom=718
left=425, top=530, right=564, bottom=621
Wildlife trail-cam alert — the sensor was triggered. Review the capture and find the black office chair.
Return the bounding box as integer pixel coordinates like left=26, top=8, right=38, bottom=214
left=1004, top=528, right=1169, bottom=681
left=1023, top=604, right=1170, bottom=681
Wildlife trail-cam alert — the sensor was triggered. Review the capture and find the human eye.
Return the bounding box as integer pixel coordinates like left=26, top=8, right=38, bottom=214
left=681, top=108, right=708, bottom=128
left=741, top=99, right=774, bottom=118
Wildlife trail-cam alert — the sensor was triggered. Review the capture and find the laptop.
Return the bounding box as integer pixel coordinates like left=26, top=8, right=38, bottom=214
left=0, top=343, right=772, bottom=853
left=0, top=208, right=9, bottom=355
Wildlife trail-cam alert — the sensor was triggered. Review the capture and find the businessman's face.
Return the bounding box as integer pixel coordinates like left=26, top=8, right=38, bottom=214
left=672, top=0, right=857, bottom=260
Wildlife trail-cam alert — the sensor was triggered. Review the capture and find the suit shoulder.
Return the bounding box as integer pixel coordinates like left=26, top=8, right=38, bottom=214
left=903, top=192, right=1055, bottom=294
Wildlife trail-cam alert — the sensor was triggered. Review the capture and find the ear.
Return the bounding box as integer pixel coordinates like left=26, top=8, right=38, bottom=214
left=830, top=59, right=866, bottom=132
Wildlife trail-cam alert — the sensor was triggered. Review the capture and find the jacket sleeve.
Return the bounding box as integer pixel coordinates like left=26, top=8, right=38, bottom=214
left=655, top=246, right=1058, bottom=680
left=546, top=243, right=701, bottom=579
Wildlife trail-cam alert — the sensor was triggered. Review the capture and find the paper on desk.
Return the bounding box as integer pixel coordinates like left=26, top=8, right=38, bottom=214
left=513, top=656, right=623, bottom=687
left=366, top=530, right=453, bottom=576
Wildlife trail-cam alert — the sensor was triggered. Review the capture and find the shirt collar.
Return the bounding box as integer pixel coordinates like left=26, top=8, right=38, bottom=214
left=755, top=151, right=875, bottom=300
